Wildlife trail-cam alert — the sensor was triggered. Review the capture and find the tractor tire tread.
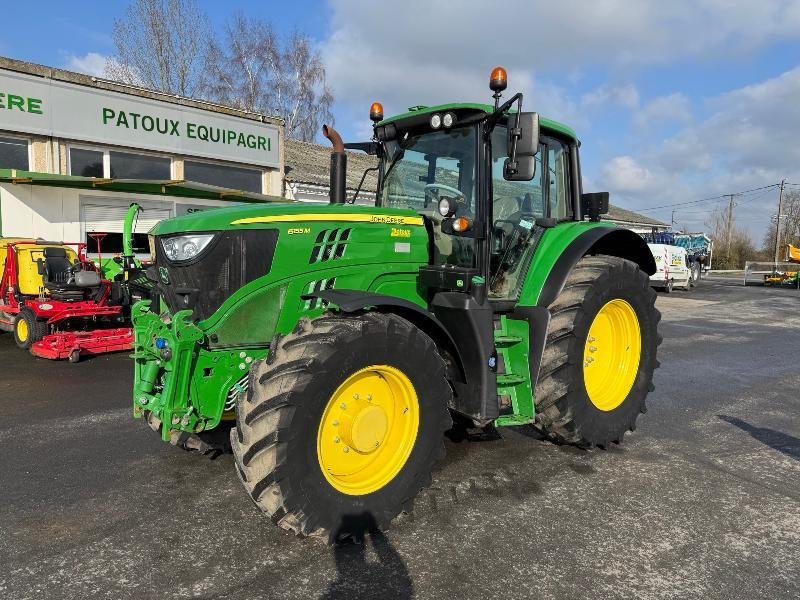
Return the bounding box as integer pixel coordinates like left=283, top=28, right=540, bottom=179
left=534, top=255, right=660, bottom=447
left=232, top=311, right=452, bottom=540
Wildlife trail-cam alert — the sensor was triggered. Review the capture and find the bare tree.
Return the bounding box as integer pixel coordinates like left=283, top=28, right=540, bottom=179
left=706, top=205, right=759, bottom=269
left=762, top=188, right=800, bottom=257
left=105, top=0, right=211, bottom=97
left=202, top=14, right=334, bottom=141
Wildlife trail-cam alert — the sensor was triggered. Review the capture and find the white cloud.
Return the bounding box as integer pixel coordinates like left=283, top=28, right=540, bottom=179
left=633, top=93, right=692, bottom=130
left=598, top=66, right=800, bottom=241
left=63, top=52, right=110, bottom=77
left=323, top=0, right=800, bottom=96
left=600, top=156, right=660, bottom=194
left=581, top=84, right=640, bottom=111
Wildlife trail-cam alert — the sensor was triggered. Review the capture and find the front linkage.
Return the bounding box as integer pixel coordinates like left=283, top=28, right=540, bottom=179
left=131, top=300, right=204, bottom=442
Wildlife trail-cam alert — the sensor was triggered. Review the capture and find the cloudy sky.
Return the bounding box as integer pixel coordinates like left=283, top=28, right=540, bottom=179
left=4, top=0, right=800, bottom=243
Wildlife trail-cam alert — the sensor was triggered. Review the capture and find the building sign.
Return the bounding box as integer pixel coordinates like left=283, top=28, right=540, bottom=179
left=0, top=69, right=280, bottom=168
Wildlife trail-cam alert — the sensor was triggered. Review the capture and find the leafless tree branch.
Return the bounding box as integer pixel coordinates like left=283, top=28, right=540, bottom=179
left=201, top=17, right=334, bottom=142
left=105, top=0, right=211, bottom=97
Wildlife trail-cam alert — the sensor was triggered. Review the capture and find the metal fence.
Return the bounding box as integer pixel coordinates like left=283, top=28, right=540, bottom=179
left=744, top=261, right=800, bottom=288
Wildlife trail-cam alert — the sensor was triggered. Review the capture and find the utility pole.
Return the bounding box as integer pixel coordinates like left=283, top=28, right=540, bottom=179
left=773, top=179, right=786, bottom=266
left=725, top=194, right=736, bottom=266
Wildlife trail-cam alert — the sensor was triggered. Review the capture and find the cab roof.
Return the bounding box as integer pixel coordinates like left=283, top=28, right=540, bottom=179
left=378, top=102, right=578, bottom=142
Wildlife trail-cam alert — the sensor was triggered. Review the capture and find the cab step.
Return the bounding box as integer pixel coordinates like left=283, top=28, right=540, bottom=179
left=496, top=373, right=527, bottom=386
left=494, top=335, right=524, bottom=347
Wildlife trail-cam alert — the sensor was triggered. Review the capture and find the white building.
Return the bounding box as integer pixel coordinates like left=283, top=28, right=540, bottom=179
left=0, top=56, right=284, bottom=255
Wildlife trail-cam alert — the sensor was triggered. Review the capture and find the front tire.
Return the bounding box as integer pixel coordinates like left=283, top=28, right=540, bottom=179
left=14, top=308, right=48, bottom=350
left=232, top=312, right=452, bottom=540
left=534, top=256, right=661, bottom=447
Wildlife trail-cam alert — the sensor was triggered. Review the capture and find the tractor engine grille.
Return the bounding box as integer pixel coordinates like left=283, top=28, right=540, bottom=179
left=155, top=230, right=278, bottom=321
left=309, top=228, right=351, bottom=263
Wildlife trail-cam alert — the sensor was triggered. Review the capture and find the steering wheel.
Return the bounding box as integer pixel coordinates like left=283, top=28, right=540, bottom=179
left=424, top=183, right=465, bottom=210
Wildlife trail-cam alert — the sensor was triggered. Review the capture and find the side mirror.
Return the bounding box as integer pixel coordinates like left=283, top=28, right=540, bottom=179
left=581, top=192, right=610, bottom=222
left=504, top=112, right=539, bottom=182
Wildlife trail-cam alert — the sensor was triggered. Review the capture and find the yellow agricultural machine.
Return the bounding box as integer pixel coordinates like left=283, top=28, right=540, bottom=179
left=764, top=244, right=800, bottom=288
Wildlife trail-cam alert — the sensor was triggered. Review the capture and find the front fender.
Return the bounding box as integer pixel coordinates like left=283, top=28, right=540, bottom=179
left=518, top=223, right=655, bottom=307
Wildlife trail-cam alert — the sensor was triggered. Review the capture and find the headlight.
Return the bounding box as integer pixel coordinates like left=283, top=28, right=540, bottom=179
left=160, top=233, right=215, bottom=262
left=443, top=112, right=455, bottom=128
left=430, top=113, right=442, bottom=129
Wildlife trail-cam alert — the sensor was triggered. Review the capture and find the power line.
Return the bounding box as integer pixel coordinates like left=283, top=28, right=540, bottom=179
left=634, top=183, right=780, bottom=213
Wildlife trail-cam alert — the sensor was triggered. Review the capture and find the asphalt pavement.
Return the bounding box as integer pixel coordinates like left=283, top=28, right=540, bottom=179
left=1, top=277, right=798, bottom=600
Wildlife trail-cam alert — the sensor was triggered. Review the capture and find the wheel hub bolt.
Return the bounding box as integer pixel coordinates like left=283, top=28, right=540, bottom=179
left=334, top=436, right=340, bottom=443
left=589, top=346, right=597, bottom=353
left=340, top=403, right=347, bottom=410
left=353, top=393, right=359, bottom=400
left=588, top=336, right=596, bottom=342
left=343, top=446, right=350, bottom=453
left=332, top=419, right=339, bottom=426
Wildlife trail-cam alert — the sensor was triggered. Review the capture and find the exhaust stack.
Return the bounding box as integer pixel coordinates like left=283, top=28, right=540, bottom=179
left=323, top=125, right=346, bottom=204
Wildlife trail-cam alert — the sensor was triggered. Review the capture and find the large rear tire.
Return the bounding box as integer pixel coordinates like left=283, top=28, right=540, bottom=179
left=534, top=256, right=661, bottom=447
left=232, top=312, right=452, bottom=540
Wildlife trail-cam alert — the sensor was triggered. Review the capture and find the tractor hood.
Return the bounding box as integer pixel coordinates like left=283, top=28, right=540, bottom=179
left=150, top=202, right=423, bottom=236
left=148, top=202, right=429, bottom=324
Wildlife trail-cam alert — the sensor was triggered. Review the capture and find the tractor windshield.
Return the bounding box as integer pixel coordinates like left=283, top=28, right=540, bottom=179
left=378, top=126, right=477, bottom=267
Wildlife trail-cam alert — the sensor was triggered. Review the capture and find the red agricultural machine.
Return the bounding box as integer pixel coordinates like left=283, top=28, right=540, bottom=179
left=0, top=204, right=153, bottom=361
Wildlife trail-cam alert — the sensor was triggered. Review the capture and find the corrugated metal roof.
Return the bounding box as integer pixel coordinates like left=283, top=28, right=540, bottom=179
left=602, top=205, right=667, bottom=227
left=285, top=139, right=379, bottom=193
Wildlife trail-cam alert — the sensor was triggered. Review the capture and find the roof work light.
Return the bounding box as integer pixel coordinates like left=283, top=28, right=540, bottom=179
left=489, top=66, right=508, bottom=93
left=370, top=102, right=384, bottom=122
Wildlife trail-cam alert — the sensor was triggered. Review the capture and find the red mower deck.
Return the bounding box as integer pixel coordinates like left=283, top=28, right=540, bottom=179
left=31, top=327, right=134, bottom=361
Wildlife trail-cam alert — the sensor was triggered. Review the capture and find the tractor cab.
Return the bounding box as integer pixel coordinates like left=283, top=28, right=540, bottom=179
left=358, top=68, right=605, bottom=308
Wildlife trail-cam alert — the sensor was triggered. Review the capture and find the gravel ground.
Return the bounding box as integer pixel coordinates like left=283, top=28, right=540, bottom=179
left=0, top=277, right=798, bottom=599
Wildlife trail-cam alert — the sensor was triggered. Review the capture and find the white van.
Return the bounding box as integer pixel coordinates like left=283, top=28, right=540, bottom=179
left=647, top=243, right=691, bottom=293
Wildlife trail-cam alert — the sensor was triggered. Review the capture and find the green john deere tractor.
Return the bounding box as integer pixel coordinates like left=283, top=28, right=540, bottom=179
left=132, top=68, right=660, bottom=540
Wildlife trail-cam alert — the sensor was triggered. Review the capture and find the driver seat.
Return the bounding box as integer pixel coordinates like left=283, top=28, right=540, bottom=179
left=38, top=247, right=101, bottom=300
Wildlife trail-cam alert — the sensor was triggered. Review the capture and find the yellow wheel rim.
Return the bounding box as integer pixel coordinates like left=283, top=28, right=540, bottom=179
left=583, top=299, right=642, bottom=411
left=317, top=365, right=420, bottom=496
left=16, top=318, right=28, bottom=342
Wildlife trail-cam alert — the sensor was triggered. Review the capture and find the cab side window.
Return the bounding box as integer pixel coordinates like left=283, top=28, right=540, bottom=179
left=544, top=136, right=572, bottom=219
left=490, top=128, right=544, bottom=222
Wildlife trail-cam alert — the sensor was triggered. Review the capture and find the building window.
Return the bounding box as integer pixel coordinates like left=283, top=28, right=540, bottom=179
left=110, top=150, right=171, bottom=180
left=184, top=160, right=262, bottom=193
left=69, top=147, right=104, bottom=177
left=68, top=146, right=172, bottom=180
left=0, top=135, right=29, bottom=170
